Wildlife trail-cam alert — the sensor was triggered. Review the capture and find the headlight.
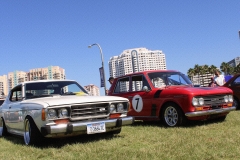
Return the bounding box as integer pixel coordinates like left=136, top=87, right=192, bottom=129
left=110, top=104, right=116, bottom=113
left=224, top=95, right=229, bottom=103
left=117, top=103, right=124, bottom=112
left=192, top=97, right=198, bottom=106
left=228, top=95, right=233, bottom=102
left=199, top=98, right=204, bottom=105
left=58, top=108, right=68, bottom=118
left=48, top=109, right=57, bottom=119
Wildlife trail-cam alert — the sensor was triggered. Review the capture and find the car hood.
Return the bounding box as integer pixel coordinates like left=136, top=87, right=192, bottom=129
left=164, top=86, right=232, bottom=96
left=23, top=95, right=128, bottom=106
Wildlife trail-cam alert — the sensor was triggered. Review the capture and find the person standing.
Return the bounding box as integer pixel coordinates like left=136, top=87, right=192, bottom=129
left=214, top=70, right=225, bottom=86
left=105, top=77, right=114, bottom=95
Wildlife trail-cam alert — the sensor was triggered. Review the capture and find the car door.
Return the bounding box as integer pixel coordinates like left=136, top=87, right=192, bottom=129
left=112, top=74, right=154, bottom=119
left=229, top=76, right=240, bottom=103
left=6, top=85, right=23, bottom=134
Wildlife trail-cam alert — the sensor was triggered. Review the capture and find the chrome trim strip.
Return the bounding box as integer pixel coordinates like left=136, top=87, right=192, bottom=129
left=185, top=106, right=236, bottom=117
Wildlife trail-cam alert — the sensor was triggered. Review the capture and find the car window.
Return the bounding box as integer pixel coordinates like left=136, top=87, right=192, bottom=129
left=114, top=77, right=130, bottom=93
left=25, top=81, right=88, bottom=99
left=148, top=72, right=191, bottom=88
left=132, top=75, right=150, bottom=91
left=232, top=76, right=240, bottom=86
left=10, top=85, right=22, bottom=102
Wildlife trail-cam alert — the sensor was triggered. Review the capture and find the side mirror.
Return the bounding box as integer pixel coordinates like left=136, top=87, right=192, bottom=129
left=142, top=86, right=150, bottom=92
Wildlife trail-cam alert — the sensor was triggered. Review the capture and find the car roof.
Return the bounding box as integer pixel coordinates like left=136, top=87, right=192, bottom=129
left=115, top=70, right=179, bottom=78
left=19, top=79, right=76, bottom=85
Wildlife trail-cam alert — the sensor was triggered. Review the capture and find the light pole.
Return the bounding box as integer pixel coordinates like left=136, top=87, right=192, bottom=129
left=88, top=43, right=107, bottom=95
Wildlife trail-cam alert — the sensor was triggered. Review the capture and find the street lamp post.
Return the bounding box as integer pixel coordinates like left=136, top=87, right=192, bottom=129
left=88, top=43, right=107, bottom=95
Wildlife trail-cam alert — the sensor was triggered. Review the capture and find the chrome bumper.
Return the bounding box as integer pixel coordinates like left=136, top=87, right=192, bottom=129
left=185, top=106, right=236, bottom=117
left=41, top=116, right=134, bottom=137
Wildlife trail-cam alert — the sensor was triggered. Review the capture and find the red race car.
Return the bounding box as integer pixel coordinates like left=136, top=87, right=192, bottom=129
left=108, top=70, right=236, bottom=127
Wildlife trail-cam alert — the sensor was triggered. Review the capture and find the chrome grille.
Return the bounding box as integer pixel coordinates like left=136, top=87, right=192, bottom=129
left=70, top=103, right=109, bottom=121
left=202, top=95, right=225, bottom=105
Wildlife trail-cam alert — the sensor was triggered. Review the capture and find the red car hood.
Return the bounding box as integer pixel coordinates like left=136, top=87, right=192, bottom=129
left=164, top=86, right=232, bottom=96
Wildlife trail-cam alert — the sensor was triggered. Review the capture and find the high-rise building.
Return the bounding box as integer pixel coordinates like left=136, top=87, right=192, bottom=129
left=84, top=84, right=100, bottom=96
left=8, top=71, right=28, bottom=90
left=28, top=66, right=65, bottom=81
left=109, top=47, right=166, bottom=78
left=8, top=66, right=66, bottom=90
left=227, top=57, right=240, bottom=67
left=0, top=75, right=8, bottom=96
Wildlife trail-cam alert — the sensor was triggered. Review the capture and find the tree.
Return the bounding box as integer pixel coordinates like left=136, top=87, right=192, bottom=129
left=220, top=62, right=231, bottom=75
left=208, top=65, right=217, bottom=78
left=187, top=68, right=195, bottom=81
left=193, top=64, right=201, bottom=84
left=234, top=64, right=240, bottom=74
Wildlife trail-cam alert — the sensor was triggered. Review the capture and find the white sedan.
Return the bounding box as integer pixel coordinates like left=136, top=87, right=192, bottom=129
left=0, top=80, right=134, bottom=145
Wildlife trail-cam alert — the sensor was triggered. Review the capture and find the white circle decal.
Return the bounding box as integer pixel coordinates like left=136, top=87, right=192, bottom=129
left=132, top=95, right=143, bottom=112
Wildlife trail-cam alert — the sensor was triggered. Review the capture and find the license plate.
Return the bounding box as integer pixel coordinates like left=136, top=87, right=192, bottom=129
left=87, top=122, right=106, bottom=134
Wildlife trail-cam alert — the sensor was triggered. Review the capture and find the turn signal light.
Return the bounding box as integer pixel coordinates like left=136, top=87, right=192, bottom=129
left=110, top=113, right=121, bottom=119
left=228, top=103, right=232, bottom=107
left=195, top=107, right=203, bottom=111
left=41, top=109, right=46, bottom=121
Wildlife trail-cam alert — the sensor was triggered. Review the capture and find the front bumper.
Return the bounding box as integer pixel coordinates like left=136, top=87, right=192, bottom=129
left=41, top=116, right=134, bottom=137
left=185, top=106, right=236, bottom=117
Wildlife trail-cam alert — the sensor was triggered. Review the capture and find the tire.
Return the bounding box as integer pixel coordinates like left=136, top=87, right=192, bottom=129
left=161, top=103, right=186, bottom=127
left=106, top=128, right=121, bottom=135
left=24, top=117, right=42, bottom=145
left=216, top=115, right=227, bottom=122
left=0, top=118, right=8, bottom=136
left=233, top=98, right=239, bottom=110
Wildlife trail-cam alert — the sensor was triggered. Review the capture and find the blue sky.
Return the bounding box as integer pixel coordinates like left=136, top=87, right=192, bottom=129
left=0, top=1, right=239, bottom=95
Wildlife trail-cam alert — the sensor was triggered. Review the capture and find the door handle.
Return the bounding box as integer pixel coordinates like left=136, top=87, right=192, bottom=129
left=128, top=96, right=133, bottom=98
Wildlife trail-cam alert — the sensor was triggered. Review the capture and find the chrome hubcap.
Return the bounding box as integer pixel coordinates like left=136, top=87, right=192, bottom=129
left=164, top=106, right=178, bottom=126
left=24, top=119, right=31, bottom=145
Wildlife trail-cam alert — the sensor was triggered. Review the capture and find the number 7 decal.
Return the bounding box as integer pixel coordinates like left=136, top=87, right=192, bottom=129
left=132, top=95, right=143, bottom=112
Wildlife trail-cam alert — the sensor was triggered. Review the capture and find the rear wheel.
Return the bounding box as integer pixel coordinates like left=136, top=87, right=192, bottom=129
left=24, top=117, right=42, bottom=145
left=0, top=118, right=8, bottom=136
left=161, top=103, right=186, bottom=127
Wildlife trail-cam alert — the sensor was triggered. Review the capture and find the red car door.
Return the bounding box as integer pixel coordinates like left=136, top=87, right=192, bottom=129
left=111, top=74, right=154, bottom=119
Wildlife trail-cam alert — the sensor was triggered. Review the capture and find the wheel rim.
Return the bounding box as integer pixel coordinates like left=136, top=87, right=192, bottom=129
left=24, top=119, right=31, bottom=145
left=164, top=106, right=178, bottom=126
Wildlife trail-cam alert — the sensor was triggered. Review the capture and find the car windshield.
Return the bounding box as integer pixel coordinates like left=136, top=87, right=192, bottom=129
left=25, top=81, right=88, bottom=99
left=148, top=72, right=192, bottom=88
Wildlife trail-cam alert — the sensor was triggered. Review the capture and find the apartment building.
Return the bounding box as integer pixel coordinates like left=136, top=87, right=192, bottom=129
left=28, top=66, right=65, bottom=81
left=8, top=71, right=28, bottom=91
left=84, top=84, right=100, bottom=96
left=8, top=66, right=66, bottom=90
left=109, top=47, right=166, bottom=78
left=0, top=75, right=8, bottom=96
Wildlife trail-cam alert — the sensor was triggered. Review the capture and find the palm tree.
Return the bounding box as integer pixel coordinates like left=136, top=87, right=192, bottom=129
left=220, top=62, right=231, bottom=75
left=187, top=68, right=195, bottom=81
left=193, top=64, right=201, bottom=84
left=234, top=64, right=240, bottom=74
left=199, top=66, right=206, bottom=86
left=208, top=65, right=217, bottom=77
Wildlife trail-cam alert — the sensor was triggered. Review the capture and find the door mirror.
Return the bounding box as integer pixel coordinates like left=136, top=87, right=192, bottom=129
left=142, top=86, right=150, bottom=92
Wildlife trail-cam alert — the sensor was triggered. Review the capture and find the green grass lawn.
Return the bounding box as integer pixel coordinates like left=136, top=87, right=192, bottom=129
left=0, top=111, right=240, bottom=160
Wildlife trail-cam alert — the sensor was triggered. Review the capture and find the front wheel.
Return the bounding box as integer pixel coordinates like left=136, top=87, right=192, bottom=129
left=233, top=98, right=239, bottom=110
left=0, top=118, right=8, bottom=136
left=24, top=117, right=42, bottom=145
left=161, top=103, right=186, bottom=127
